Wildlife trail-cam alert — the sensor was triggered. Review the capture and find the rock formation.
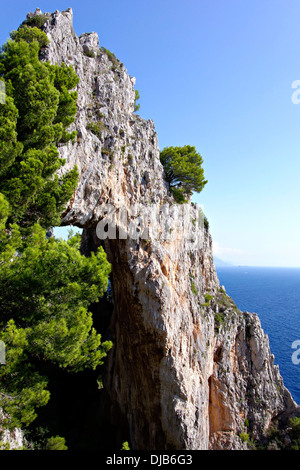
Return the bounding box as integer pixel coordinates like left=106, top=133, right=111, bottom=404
left=27, top=7, right=299, bottom=449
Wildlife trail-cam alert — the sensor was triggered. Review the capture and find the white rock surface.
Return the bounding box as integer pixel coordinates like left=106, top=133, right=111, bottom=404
left=37, top=9, right=298, bottom=450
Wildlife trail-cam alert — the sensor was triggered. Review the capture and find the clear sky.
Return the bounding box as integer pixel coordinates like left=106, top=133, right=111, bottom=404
left=1, top=0, right=300, bottom=266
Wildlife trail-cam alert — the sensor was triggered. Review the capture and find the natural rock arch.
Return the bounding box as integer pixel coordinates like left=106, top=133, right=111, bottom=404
left=37, top=8, right=297, bottom=450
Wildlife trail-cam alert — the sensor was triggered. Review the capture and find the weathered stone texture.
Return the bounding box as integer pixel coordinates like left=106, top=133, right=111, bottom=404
left=38, top=8, right=297, bottom=450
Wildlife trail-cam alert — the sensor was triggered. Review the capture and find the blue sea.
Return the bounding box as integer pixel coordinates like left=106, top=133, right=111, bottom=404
left=216, top=266, right=300, bottom=405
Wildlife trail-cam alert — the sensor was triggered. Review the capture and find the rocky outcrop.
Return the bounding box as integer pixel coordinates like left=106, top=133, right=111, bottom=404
left=36, top=8, right=298, bottom=449
left=0, top=411, right=23, bottom=450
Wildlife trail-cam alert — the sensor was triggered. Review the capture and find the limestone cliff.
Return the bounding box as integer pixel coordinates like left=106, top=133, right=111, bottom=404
left=33, top=8, right=298, bottom=449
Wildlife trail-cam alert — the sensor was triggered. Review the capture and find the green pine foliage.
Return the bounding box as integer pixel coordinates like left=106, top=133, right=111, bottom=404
left=45, top=435, right=68, bottom=450
left=99, top=46, right=121, bottom=70
left=10, top=24, right=49, bottom=48
left=289, top=417, right=300, bottom=450
left=160, top=145, right=207, bottom=203
left=0, top=23, right=112, bottom=434
left=134, top=89, right=140, bottom=112
left=0, top=93, right=22, bottom=177
left=121, top=441, right=130, bottom=450
left=21, top=14, right=49, bottom=30
left=0, top=26, right=79, bottom=230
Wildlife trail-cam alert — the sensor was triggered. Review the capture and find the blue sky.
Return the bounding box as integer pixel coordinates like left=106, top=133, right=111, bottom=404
left=1, top=0, right=300, bottom=266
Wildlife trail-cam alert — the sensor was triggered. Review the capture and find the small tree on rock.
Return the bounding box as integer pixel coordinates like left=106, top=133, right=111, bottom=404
left=160, top=145, right=207, bottom=203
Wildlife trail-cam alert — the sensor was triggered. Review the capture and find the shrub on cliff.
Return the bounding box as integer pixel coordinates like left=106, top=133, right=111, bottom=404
left=290, top=417, right=300, bottom=449
left=134, top=89, right=140, bottom=112
left=160, top=145, right=207, bottom=203
left=22, top=14, right=49, bottom=29
left=45, top=435, right=68, bottom=450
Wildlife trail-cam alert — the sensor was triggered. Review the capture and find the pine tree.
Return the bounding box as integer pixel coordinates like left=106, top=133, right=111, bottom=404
left=160, top=145, right=208, bottom=203
left=0, top=23, right=112, bottom=433
left=0, top=26, right=79, bottom=229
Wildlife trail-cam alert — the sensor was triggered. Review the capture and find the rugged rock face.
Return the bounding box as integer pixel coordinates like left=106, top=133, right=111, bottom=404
left=0, top=411, right=23, bottom=450
left=35, top=8, right=298, bottom=449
